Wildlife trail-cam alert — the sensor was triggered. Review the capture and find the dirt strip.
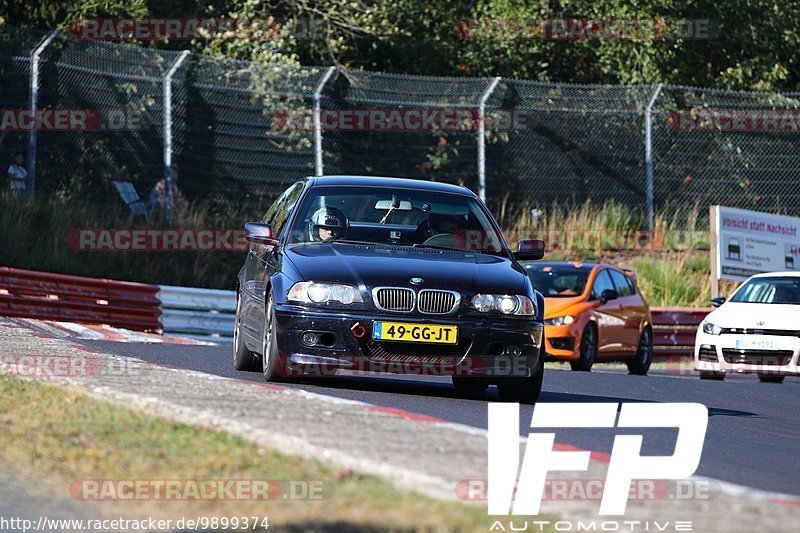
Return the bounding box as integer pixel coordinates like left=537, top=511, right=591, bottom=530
left=1, top=317, right=798, bottom=532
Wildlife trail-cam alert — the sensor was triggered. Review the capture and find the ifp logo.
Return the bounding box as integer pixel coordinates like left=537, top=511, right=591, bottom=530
left=488, top=403, right=708, bottom=516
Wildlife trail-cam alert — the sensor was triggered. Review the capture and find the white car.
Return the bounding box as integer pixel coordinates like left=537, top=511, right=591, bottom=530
left=694, top=272, right=800, bottom=383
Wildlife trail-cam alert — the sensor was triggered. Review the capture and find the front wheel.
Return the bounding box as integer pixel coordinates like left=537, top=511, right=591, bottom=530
left=233, top=291, right=259, bottom=371
left=571, top=324, right=597, bottom=371
left=758, top=374, right=785, bottom=383
left=626, top=326, right=653, bottom=375
left=262, top=291, right=289, bottom=382
left=497, top=355, right=544, bottom=405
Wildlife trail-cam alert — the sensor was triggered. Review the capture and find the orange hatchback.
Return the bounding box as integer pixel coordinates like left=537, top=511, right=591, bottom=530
left=522, top=261, right=653, bottom=374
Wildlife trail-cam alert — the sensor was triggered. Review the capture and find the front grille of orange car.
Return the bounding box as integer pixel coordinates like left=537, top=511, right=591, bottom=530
left=698, top=345, right=718, bottom=362
left=549, top=337, right=575, bottom=351
left=721, top=349, right=793, bottom=366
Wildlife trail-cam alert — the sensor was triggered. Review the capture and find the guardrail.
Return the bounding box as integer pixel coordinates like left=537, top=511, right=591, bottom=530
left=1, top=266, right=713, bottom=354
left=651, top=306, right=712, bottom=358
left=157, top=285, right=235, bottom=338
left=0, top=266, right=162, bottom=331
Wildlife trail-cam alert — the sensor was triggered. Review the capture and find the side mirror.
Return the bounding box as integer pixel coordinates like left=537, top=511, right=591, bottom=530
left=244, top=222, right=278, bottom=246
left=600, top=289, right=619, bottom=303
left=710, top=296, right=726, bottom=307
left=514, top=239, right=546, bottom=261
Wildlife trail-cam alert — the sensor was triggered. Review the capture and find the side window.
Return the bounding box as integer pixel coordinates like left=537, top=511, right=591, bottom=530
left=590, top=270, right=616, bottom=300
left=609, top=269, right=635, bottom=297
left=261, top=187, right=291, bottom=224
left=269, top=182, right=304, bottom=237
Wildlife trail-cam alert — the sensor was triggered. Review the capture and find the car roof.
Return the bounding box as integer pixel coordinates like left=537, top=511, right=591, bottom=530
left=308, top=175, right=474, bottom=196
left=749, top=271, right=800, bottom=279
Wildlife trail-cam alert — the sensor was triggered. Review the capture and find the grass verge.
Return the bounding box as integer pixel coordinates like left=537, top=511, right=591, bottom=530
left=0, top=374, right=521, bottom=532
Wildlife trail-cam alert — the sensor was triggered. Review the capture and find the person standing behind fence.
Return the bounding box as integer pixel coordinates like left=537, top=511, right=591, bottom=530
left=148, top=163, right=188, bottom=217
left=7, top=152, right=27, bottom=194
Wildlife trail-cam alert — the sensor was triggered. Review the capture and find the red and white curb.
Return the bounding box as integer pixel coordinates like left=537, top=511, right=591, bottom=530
left=6, top=317, right=215, bottom=345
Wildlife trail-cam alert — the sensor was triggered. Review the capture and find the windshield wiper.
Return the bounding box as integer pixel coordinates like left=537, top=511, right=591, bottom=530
left=321, top=239, right=381, bottom=245
left=412, top=243, right=470, bottom=252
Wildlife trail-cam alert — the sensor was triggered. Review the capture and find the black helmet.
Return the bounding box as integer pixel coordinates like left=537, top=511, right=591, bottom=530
left=308, top=206, right=348, bottom=242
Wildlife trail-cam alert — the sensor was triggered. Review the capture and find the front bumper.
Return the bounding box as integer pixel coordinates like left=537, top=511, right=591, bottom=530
left=274, top=304, right=543, bottom=379
left=694, top=330, right=800, bottom=376
left=543, top=323, right=580, bottom=361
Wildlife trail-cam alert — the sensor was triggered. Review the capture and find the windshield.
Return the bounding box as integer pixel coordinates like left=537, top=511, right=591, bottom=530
left=287, top=186, right=508, bottom=254
left=729, top=277, right=800, bottom=305
left=525, top=264, right=593, bottom=297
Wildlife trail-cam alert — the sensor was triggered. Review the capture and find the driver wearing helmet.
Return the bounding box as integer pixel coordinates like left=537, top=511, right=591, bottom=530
left=308, top=206, right=349, bottom=242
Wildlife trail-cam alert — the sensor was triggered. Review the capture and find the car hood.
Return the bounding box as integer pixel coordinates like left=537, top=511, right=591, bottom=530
left=542, top=296, right=587, bottom=318
left=285, top=243, right=528, bottom=294
left=706, top=302, right=800, bottom=330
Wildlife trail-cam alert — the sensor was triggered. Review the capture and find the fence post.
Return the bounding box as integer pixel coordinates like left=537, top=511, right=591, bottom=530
left=645, top=83, right=664, bottom=232
left=163, top=50, right=190, bottom=224
left=26, top=29, right=60, bottom=200
left=313, top=66, right=336, bottom=177
left=478, top=77, right=501, bottom=202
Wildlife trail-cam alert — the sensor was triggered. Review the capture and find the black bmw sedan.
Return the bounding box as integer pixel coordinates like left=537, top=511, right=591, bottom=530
left=234, top=176, right=546, bottom=403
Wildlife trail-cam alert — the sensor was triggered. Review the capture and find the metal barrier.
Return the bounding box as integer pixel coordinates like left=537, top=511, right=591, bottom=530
left=157, top=285, right=235, bottom=338
left=651, top=307, right=712, bottom=358
left=0, top=266, right=713, bottom=354
left=0, top=266, right=161, bottom=331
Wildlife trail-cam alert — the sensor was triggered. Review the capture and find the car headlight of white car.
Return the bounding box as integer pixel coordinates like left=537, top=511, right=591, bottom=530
left=701, top=321, right=722, bottom=335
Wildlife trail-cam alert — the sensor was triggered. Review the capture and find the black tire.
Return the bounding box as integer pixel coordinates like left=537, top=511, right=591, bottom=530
left=452, top=376, right=489, bottom=393
left=626, top=326, right=653, bottom=375
left=699, top=370, right=725, bottom=380
left=497, top=354, right=544, bottom=405
left=233, top=291, right=259, bottom=371
left=758, top=374, right=785, bottom=383
left=571, top=323, right=597, bottom=371
left=262, top=291, right=288, bottom=382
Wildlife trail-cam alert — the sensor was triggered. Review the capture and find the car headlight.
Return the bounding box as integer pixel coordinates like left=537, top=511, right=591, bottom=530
left=288, top=282, right=363, bottom=305
left=545, top=315, right=574, bottom=326
left=471, top=294, right=535, bottom=315
left=702, top=321, right=721, bottom=335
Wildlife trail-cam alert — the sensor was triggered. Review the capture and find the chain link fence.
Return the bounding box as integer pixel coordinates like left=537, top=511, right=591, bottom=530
left=3, top=25, right=800, bottom=226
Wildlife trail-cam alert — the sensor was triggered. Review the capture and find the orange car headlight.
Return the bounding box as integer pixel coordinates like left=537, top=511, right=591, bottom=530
left=544, top=315, right=575, bottom=326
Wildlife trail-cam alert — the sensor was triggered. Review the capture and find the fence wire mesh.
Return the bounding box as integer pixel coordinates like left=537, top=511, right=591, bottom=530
left=485, top=80, right=657, bottom=217
left=653, top=86, right=800, bottom=215
left=3, top=25, right=800, bottom=226
left=0, top=27, right=45, bottom=165
left=35, top=33, right=181, bottom=202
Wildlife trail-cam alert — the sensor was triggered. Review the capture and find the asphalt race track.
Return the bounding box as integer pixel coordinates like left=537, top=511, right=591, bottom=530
left=72, top=338, right=800, bottom=498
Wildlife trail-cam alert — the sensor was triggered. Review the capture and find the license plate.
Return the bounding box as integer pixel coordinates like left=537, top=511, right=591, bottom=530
left=734, top=338, right=778, bottom=351
left=372, top=321, right=458, bottom=344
